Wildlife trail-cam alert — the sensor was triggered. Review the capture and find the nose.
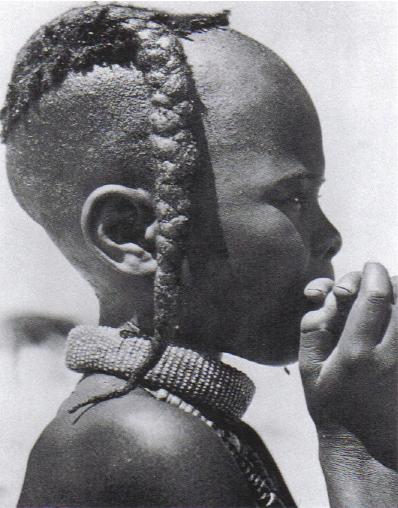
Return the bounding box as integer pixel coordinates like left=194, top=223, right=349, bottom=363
left=312, top=212, right=342, bottom=260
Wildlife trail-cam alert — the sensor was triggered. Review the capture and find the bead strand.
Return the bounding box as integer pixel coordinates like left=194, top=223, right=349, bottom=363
left=145, top=387, right=283, bottom=508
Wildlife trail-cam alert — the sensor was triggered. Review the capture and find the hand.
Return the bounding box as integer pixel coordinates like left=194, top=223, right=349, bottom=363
left=299, top=262, right=397, bottom=469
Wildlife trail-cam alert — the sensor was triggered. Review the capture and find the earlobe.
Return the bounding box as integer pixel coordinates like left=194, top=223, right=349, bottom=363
left=81, top=184, right=158, bottom=276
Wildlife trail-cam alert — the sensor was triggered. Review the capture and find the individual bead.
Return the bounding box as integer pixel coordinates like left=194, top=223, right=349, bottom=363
left=155, top=388, right=169, bottom=400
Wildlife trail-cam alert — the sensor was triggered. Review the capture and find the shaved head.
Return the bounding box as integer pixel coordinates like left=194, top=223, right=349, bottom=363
left=4, top=5, right=340, bottom=363
left=183, top=29, right=323, bottom=170
left=7, top=27, right=320, bottom=250
left=6, top=65, right=154, bottom=259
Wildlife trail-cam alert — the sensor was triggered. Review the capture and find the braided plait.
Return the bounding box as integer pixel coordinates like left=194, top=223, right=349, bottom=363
left=69, top=19, right=201, bottom=413
left=1, top=4, right=229, bottom=141
left=1, top=3, right=229, bottom=414
left=139, top=22, right=197, bottom=345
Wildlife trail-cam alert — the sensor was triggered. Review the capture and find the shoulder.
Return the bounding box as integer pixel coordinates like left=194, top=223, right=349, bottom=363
left=18, top=375, right=256, bottom=508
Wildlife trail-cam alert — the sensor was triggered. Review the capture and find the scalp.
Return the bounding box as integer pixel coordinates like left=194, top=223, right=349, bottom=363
left=182, top=29, right=323, bottom=169
left=5, top=64, right=157, bottom=281
left=5, top=25, right=322, bottom=227
left=7, top=27, right=322, bottom=227
left=5, top=21, right=324, bottom=301
left=6, top=65, right=153, bottom=226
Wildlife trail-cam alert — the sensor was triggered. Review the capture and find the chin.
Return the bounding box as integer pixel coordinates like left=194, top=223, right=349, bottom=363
left=245, top=338, right=300, bottom=366
left=228, top=323, right=301, bottom=366
left=230, top=304, right=303, bottom=366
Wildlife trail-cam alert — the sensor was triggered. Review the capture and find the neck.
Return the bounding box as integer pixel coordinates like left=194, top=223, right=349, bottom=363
left=98, top=301, right=140, bottom=329
left=98, top=299, right=221, bottom=361
left=98, top=286, right=153, bottom=331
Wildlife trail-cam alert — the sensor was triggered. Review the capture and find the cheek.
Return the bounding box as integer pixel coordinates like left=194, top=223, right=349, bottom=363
left=220, top=203, right=310, bottom=296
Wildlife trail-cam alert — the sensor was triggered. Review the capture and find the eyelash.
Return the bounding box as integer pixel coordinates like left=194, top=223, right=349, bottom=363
left=264, top=185, right=323, bottom=210
left=285, top=192, right=321, bottom=207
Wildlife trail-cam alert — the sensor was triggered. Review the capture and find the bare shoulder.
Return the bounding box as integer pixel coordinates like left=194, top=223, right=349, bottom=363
left=18, top=374, right=256, bottom=508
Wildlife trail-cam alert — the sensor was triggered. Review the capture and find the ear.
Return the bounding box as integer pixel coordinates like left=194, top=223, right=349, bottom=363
left=81, top=184, right=158, bottom=276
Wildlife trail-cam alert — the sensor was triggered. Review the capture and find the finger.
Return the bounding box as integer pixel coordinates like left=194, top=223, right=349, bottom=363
left=376, top=305, right=397, bottom=365
left=333, top=271, right=362, bottom=330
left=299, top=328, right=336, bottom=381
left=340, top=262, right=393, bottom=351
left=301, top=292, right=339, bottom=333
left=304, top=278, right=334, bottom=304
left=333, top=271, right=362, bottom=301
left=377, top=276, right=398, bottom=360
left=300, top=292, right=339, bottom=366
left=392, top=275, right=398, bottom=304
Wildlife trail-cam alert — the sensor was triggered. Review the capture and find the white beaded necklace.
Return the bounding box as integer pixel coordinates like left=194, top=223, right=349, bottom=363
left=65, top=325, right=289, bottom=507
left=146, top=387, right=286, bottom=508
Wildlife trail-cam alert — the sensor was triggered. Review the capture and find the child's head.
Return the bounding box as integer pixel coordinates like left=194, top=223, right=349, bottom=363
left=3, top=4, right=341, bottom=365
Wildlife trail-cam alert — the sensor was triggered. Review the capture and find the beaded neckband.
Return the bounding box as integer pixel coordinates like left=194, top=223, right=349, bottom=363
left=66, top=325, right=255, bottom=420
left=66, top=326, right=292, bottom=507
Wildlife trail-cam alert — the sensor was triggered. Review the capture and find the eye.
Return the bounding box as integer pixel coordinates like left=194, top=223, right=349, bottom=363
left=272, top=191, right=321, bottom=211
left=284, top=192, right=310, bottom=208
left=262, top=177, right=324, bottom=212
left=291, top=195, right=306, bottom=205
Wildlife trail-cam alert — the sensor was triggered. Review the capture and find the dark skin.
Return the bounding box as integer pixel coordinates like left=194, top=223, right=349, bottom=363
left=302, top=267, right=398, bottom=465
left=302, top=266, right=398, bottom=506
left=15, top=29, right=397, bottom=508
left=19, top=378, right=257, bottom=508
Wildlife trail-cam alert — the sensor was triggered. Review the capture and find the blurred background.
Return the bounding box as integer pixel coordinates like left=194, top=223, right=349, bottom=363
left=0, top=2, right=397, bottom=507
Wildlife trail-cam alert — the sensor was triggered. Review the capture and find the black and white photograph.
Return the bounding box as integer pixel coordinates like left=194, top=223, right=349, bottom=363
left=0, top=2, right=397, bottom=507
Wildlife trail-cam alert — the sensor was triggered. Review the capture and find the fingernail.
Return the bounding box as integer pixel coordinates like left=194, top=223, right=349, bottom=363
left=365, top=259, right=380, bottom=267
left=335, top=285, right=352, bottom=294
left=305, top=288, right=323, bottom=294
left=363, top=261, right=384, bottom=274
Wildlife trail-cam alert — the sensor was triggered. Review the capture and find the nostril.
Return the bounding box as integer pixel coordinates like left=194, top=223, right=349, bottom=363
left=326, top=245, right=337, bottom=259
left=325, top=233, right=342, bottom=259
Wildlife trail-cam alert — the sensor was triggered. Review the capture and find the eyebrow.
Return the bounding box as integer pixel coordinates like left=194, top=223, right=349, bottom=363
left=273, top=168, right=325, bottom=186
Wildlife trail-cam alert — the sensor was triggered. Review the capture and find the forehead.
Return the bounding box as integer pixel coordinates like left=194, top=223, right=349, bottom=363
left=182, top=29, right=324, bottom=180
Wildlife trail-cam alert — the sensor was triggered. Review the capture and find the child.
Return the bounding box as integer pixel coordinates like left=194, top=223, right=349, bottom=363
left=2, top=4, right=396, bottom=507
